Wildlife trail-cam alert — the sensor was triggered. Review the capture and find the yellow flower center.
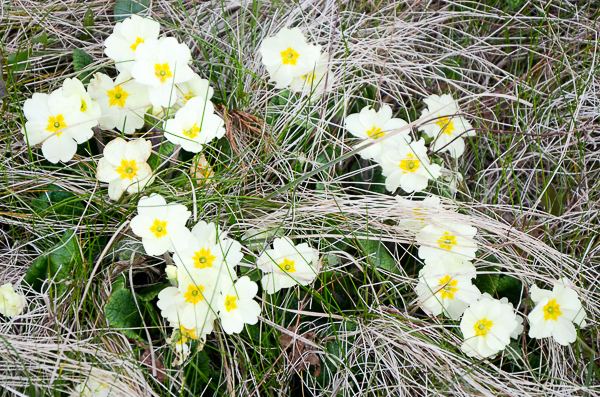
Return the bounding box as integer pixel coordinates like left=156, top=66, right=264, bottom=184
left=184, top=284, right=205, bottom=305
left=149, top=219, right=167, bottom=238
left=115, top=159, right=138, bottom=180
left=366, top=126, right=385, bottom=139
left=46, top=114, right=67, bottom=136
left=303, top=72, right=315, bottom=84
left=438, top=275, right=458, bottom=300
left=130, top=37, right=145, bottom=51
left=107, top=85, right=130, bottom=107
left=193, top=248, right=216, bottom=269
left=278, top=258, right=296, bottom=273
left=437, top=232, right=457, bottom=250
left=154, top=63, right=173, bottom=83
left=179, top=325, right=197, bottom=340
left=399, top=153, right=420, bottom=173
left=435, top=116, right=455, bottom=136
left=183, top=123, right=200, bottom=139
left=280, top=47, right=299, bottom=66
left=474, top=318, right=493, bottom=337
left=543, top=298, right=562, bottom=321
left=183, top=91, right=194, bottom=104
left=224, top=295, right=238, bottom=312
left=80, top=99, right=87, bottom=112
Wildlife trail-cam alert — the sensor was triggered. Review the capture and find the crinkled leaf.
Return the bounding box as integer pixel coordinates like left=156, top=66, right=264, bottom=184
left=114, top=0, right=150, bottom=21
left=23, top=230, right=82, bottom=296
left=31, top=187, right=84, bottom=219
left=32, top=31, right=48, bottom=47
left=72, top=49, right=93, bottom=72
left=104, top=288, right=144, bottom=341
left=473, top=266, right=500, bottom=295
left=357, top=238, right=398, bottom=273
left=184, top=350, right=213, bottom=393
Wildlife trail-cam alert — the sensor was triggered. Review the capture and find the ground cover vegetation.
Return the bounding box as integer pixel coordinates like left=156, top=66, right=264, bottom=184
left=0, top=0, right=599, bottom=396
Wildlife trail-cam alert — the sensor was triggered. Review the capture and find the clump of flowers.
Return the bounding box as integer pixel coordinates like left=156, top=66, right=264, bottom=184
left=0, top=283, right=26, bottom=318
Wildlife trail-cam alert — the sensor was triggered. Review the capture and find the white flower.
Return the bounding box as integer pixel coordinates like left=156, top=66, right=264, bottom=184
left=344, top=105, right=410, bottom=160
left=157, top=269, right=221, bottom=332
left=415, top=259, right=481, bottom=319
left=396, top=195, right=442, bottom=230
left=259, top=27, right=322, bottom=88
left=175, top=73, right=214, bottom=107
left=71, top=370, right=128, bottom=397
left=460, top=293, right=521, bottom=358
left=131, top=37, right=196, bottom=108
left=87, top=72, right=151, bottom=134
left=164, top=97, right=225, bottom=153
left=172, top=221, right=243, bottom=278
left=0, top=283, right=26, bottom=318
left=418, top=94, right=474, bottom=158
left=416, top=223, right=478, bottom=263
left=528, top=278, right=588, bottom=346
left=165, top=265, right=178, bottom=284
left=21, top=89, right=94, bottom=163
left=257, top=237, right=320, bottom=294
left=378, top=138, right=442, bottom=193
left=130, top=193, right=193, bottom=255
left=62, top=78, right=102, bottom=126
left=289, top=52, right=334, bottom=97
left=96, top=138, right=154, bottom=200
left=104, top=15, right=161, bottom=73
left=217, top=276, right=261, bottom=334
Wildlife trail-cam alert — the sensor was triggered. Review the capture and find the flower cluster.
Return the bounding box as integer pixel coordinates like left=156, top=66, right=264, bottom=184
left=344, top=94, right=474, bottom=194
left=20, top=15, right=225, bottom=201
left=404, top=197, right=587, bottom=357
left=130, top=194, right=320, bottom=363
left=259, top=27, right=334, bottom=95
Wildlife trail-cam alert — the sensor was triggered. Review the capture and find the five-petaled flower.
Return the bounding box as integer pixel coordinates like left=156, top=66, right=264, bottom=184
left=104, top=15, right=161, bottom=73
left=257, top=237, right=320, bottom=294
left=217, top=276, right=262, bottom=334
left=96, top=138, right=154, bottom=201
left=528, top=278, right=587, bottom=345
left=130, top=193, right=193, bottom=256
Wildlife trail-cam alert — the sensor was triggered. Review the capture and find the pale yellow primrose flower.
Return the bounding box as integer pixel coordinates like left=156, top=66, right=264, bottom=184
left=87, top=72, right=151, bottom=135
left=415, top=259, right=481, bottom=319
left=378, top=138, right=442, bottom=193
left=460, top=293, right=523, bottom=358
left=528, top=278, right=588, bottom=345
left=416, top=223, right=478, bottom=263
left=130, top=193, right=193, bottom=256
left=418, top=94, right=474, bottom=158
left=104, top=15, right=161, bottom=73
left=259, top=27, right=322, bottom=89
left=21, top=88, right=95, bottom=164
left=217, top=276, right=261, bottom=335
left=130, top=37, right=195, bottom=108
left=0, top=283, right=26, bottom=318
left=96, top=137, right=154, bottom=201
left=163, top=97, right=225, bottom=153
left=257, top=237, right=320, bottom=294
left=345, top=104, right=410, bottom=160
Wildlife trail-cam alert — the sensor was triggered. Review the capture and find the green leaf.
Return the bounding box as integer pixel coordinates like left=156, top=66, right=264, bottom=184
left=473, top=268, right=500, bottom=295
left=31, top=186, right=84, bottom=219
left=32, top=31, right=48, bottom=47
left=136, top=283, right=168, bottom=301
left=72, top=49, right=93, bottom=71
left=83, top=7, right=95, bottom=27
left=357, top=238, right=398, bottom=273
left=184, top=350, right=213, bottom=393
left=114, top=0, right=150, bottom=21
left=23, top=230, right=83, bottom=296
left=104, top=288, right=144, bottom=341
left=6, top=50, right=31, bottom=72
